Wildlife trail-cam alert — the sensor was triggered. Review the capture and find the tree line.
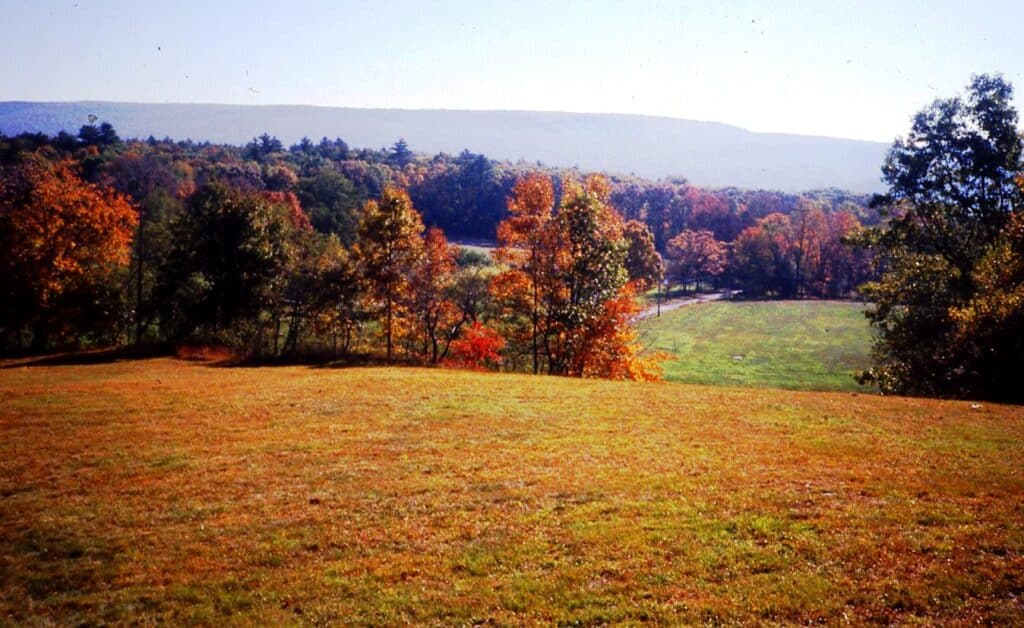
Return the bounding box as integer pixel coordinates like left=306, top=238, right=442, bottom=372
left=0, top=123, right=874, bottom=366
left=5, top=73, right=1019, bottom=398
left=0, top=135, right=666, bottom=378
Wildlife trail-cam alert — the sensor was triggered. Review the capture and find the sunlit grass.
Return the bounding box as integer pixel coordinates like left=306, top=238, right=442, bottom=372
left=1, top=358, right=1022, bottom=624
left=641, top=300, right=873, bottom=391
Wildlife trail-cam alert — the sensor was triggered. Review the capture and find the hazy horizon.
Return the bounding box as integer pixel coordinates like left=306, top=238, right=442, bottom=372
left=3, top=1, right=1023, bottom=143
left=1, top=98, right=895, bottom=144
left=0, top=101, right=889, bottom=191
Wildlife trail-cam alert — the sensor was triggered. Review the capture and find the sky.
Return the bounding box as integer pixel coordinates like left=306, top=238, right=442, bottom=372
left=2, top=0, right=1022, bottom=143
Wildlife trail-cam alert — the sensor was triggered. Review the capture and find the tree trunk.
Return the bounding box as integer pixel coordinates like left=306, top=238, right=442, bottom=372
left=273, top=316, right=281, bottom=358
left=532, top=283, right=539, bottom=375
left=135, top=214, right=144, bottom=347
left=286, top=309, right=300, bottom=355
left=386, top=292, right=393, bottom=363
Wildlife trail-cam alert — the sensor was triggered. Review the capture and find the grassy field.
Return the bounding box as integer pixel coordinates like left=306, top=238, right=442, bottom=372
left=641, top=300, right=873, bottom=392
left=2, top=358, right=1023, bottom=624
left=451, top=239, right=496, bottom=259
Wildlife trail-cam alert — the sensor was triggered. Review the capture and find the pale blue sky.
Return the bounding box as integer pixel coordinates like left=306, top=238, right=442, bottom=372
left=2, top=0, right=1021, bottom=142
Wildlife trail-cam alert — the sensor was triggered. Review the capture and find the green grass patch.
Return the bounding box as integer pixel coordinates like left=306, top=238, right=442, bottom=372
left=641, top=299, right=873, bottom=391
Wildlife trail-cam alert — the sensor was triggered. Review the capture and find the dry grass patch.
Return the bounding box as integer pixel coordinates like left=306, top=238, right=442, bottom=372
left=1, top=358, right=1023, bottom=624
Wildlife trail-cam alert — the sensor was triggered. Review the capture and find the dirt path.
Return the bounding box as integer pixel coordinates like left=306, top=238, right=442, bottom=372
left=639, top=291, right=736, bottom=319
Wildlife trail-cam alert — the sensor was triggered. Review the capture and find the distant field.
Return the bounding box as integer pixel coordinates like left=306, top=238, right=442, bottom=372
left=451, top=239, right=496, bottom=258
left=2, top=359, right=1023, bottom=624
left=641, top=300, right=872, bottom=392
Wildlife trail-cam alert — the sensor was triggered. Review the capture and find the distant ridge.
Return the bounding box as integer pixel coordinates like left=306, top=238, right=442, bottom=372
left=0, top=101, right=888, bottom=192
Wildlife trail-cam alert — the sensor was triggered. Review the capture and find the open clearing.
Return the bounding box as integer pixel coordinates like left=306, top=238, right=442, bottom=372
left=1, top=358, right=1022, bottom=624
left=641, top=300, right=873, bottom=392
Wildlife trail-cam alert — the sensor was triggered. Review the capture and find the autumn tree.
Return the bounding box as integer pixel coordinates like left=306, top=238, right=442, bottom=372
left=267, top=201, right=335, bottom=358
left=730, top=213, right=795, bottom=298
left=549, top=175, right=630, bottom=375
left=286, top=230, right=366, bottom=358
left=406, top=227, right=465, bottom=363
left=355, top=186, right=425, bottom=362
left=687, top=189, right=742, bottom=241
left=574, top=284, right=665, bottom=381
left=0, top=155, right=136, bottom=350
left=730, top=225, right=776, bottom=298
left=492, top=173, right=663, bottom=378
left=262, top=163, right=299, bottom=192
left=494, top=172, right=557, bottom=374
left=447, top=321, right=505, bottom=371
left=623, top=219, right=663, bottom=290
left=789, top=199, right=828, bottom=297
left=727, top=207, right=867, bottom=299
left=857, top=74, right=1023, bottom=398
left=304, top=234, right=365, bottom=357
left=665, top=229, right=727, bottom=293
left=818, top=211, right=870, bottom=297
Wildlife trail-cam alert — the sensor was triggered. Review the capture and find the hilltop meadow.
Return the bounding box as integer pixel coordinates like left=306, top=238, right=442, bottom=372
left=2, top=357, right=1023, bottom=624
left=3, top=62, right=1024, bottom=625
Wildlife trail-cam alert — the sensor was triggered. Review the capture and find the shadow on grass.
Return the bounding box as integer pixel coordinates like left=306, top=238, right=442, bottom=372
left=200, top=352, right=428, bottom=371
left=3, top=345, right=457, bottom=373
left=1, top=345, right=173, bottom=369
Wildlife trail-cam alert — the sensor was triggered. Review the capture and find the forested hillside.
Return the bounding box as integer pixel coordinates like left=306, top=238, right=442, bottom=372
left=0, top=102, right=888, bottom=192
left=6, top=74, right=1023, bottom=401
left=0, top=124, right=876, bottom=367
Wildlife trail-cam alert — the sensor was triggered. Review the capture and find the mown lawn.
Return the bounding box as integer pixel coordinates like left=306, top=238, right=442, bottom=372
left=641, top=300, right=873, bottom=392
left=1, top=358, right=1022, bottom=624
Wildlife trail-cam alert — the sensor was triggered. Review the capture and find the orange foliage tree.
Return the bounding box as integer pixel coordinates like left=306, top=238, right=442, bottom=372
left=406, top=227, right=465, bottom=363
left=354, top=186, right=425, bottom=362
left=728, top=208, right=870, bottom=299
left=494, top=172, right=558, bottom=374
left=665, top=229, right=727, bottom=293
left=0, top=155, right=137, bottom=348
left=818, top=210, right=870, bottom=297
left=494, top=173, right=664, bottom=380
left=731, top=224, right=778, bottom=298
left=575, top=284, right=665, bottom=381
left=730, top=212, right=795, bottom=298
left=789, top=199, right=828, bottom=297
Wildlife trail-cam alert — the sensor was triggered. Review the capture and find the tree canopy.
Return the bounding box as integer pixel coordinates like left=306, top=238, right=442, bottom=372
left=858, top=73, right=1024, bottom=400
left=0, top=155, right=136, bottom=349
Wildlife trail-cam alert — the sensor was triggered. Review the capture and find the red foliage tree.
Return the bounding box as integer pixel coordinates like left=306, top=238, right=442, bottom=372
left=407, top=227, right=463, bottom=363
left=447, top=321, right=505, bottom=370
left=665, top=229, right=727, bottom=293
